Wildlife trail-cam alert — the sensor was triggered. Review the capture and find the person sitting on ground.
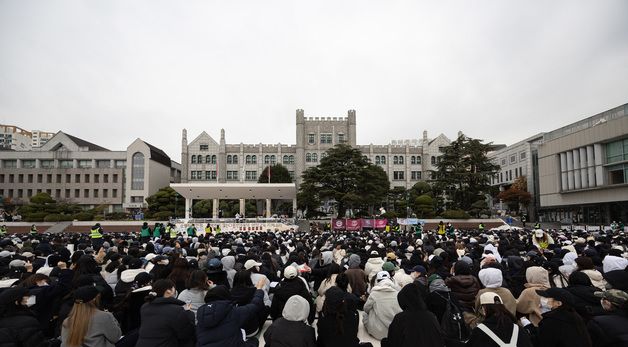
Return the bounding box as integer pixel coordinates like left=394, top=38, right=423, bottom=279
left=475, top=267, right=518, bottom=318
left=270, top=265, right=315, bottom=324
left=263, top=295, right=316, bottom=347
left=363, top=271, right=402, bottom=340
left=0, top=287, right=46, bottom=347
left=535, top=287, right=592, bottom=347
left=382, top=282, right=445, bottom=347
left=587, top=289, right=628, bottom=347
left=177, top=270, right=212, bottom=318
left=317, top=286, right=372, bottom=347
left=466, top=292, right=533, bottom=347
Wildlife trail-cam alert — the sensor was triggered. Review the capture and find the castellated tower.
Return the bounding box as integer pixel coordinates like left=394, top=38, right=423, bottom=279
left=181, top=129, right=188, bottom=182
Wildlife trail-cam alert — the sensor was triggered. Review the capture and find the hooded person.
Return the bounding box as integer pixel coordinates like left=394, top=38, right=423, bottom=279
left=221, top=255, right=237, bottom=288
left=476, top=267, right=518, bottom=317
left=344, top=254, right=368, bottom=298
left=516, top=266, right=551, bottom=326
left=381, top=282, right=445, bottom=347
left=560, top=252, right=578, bottom=278
left=263, top=295, right=316, bottom=347
left=270, top=265, right=315, bottom=324
left=565, top=271, right=605, bottom=321
left=364, top=250, right=385, bottom=282
left=362, top=271, right=402, bottom=340
left=602, top=255, right=628, bottom=274
left=206, top=258, right=230, bottom=288
left=0, top=287, right=46, bottom=347
left=575, top=257, right=607, bottom=290
left=196, top=280, right=267, bottom=347
left=311, top=250, right=334, bottom=291
left=445, top=260, right=481, bottom=312
left=316, top=286, right=366, bottom=347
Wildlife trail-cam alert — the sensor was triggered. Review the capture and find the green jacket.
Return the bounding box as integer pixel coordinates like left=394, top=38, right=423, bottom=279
left=186, top=226, right=196, bottom=236
left=153, top=225, right=161, bottom=237
left=140, top=227, right=151, bottom=237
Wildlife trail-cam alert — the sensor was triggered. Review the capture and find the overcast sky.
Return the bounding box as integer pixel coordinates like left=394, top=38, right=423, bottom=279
left=1, top=1, right=627, bottom=160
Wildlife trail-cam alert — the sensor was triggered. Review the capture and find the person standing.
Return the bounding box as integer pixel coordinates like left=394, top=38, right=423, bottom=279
left=61, top=285, right=122, bottom=347
left=140, top=222, right=151, bottom=243
left=186, top=224, right=197, bottom=237
left=30, top=224, right=38, bottom=236
left=90, top=223, right=103, bottom=249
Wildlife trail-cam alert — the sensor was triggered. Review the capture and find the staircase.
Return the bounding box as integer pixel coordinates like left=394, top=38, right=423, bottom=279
left=46, top=221, right=72, bottom=234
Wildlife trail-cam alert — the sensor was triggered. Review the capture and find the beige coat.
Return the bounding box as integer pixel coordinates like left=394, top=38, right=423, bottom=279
left=517, top=266, right=550, bottom=326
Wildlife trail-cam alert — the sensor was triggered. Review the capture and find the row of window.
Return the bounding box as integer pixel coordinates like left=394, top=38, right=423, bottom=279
left=493, top=167, right=523, bottom=184
left=1, top=159, right=126, bottom=169
left=307, top=133, right=344, bottom=145
left=374, top=155, right=436, bottom=165
left=392, top=171, right=423, bottom=180
left=0, top=173, right=119, bottom=184
left=189, top=170, right=297, bottom=182
left=190, top=154, right=298, bottom=166
left=2, top=188, right=118, bottom=200
left=500, top=152, right=527, bottom=167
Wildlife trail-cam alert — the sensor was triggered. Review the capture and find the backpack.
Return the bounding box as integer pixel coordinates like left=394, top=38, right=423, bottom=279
left=436, top=291, right=470, bottom=344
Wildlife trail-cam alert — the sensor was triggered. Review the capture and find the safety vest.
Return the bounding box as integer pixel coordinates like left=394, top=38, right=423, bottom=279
left=204, top=226, right=212, bottom=235
left=479, top=223, right=485, bottom=231
left=90, top=228, right=102, bottom=239
left=216, top=226, right=221, bottom=234
left=168, top=226, right=177, bottom=238
left=140, top=227, right=151, bottom=237
left=30, top=226, right=37, bottom=235
left=0, top=226, right=6, bottom=236
left=187, top=226, right=196, bottom=236
left=534, top=223, right=541, bottom=229
left=437, top=224, right=446, bottom=235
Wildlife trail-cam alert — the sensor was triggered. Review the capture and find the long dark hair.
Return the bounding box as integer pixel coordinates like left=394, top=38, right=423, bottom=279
left=321, top=287, right=347, bottom=335
left=167, top=258, right=190, bottom=283
left=482, top=304, right=516, bottom=330
left=186, top=270, right=209, bottom=291
left=556, top=304, right=592, bottom=347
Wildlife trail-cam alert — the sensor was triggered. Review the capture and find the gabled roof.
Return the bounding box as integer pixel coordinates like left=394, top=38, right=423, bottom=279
left=189, top=131, right=219, bottom=147
left=64, top=133, right=109, bottom=151
left=428, top=133, right=451, bottom=145
left=143, top=141, right=171, bottom=167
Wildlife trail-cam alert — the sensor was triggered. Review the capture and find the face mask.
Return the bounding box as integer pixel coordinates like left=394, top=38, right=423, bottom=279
left=26, top=295, right=36, bottom=307
left=540, top=297, right=551, bottom=314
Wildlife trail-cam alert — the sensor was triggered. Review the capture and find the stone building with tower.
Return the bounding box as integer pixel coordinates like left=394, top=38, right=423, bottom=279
left=180, top=109, right=452, bottom=189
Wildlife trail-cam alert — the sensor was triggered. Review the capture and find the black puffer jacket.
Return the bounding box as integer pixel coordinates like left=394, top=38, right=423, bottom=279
left=136, top=297, right=195, bottom=347
left=587, top=310, right=628, bottom=347
left=0, top=310, right=46, bottom=347
left=538, top=307, right=592, bottom=347
left=566, top=272, right=605, bottom=321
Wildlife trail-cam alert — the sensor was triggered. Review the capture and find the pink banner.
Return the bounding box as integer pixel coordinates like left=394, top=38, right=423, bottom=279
left=374, top=219, right=388, bottom=229
left=332, top=219, right=346, bottom=231
left=361, top=219, right=374, bottom=228
left=346, top=219, right=362, bottom=231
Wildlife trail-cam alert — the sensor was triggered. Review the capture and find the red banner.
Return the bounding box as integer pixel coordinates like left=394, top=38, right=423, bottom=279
left=374, top=219, right=388, bottom=229
left=361, top=219, right=374, bottom=228
left=332, top=219, right=346, bottom=230
left=346, top=219, right=362, bottom=231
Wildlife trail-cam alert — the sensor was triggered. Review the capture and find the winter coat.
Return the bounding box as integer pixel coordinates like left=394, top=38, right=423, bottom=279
left=537, top=307, right=592, bottom=347
left=587, top=310, right=628, bottom=347
left=196, top=289, right=265, bottom=347
left=61, top=309, right=122, bottom=347
left=221, top=256, right=237, bottom=288
left=363, top=279, right=402, bottom=340
left=466, top=316, right=533, bottom=347
left=445, top=274, right=481, bottom=312
left=381, top=283, right=445, bottom=347
left=317, top=303, right=362, bottom=347
left=270, top=278, right=315, bottom=323
left=207, top=270, right=230, bottom=289
left=393, top=269, right=414, bottom=288
left=114, top=286, right=151, bottom=334
left=517, top=266, right=550, bottom=326
left=114, top=269, right=146, bottom=299
left=566, top=274, right=605, bottom=321
left=263, top=295, right=316, bottom=347
left=177, top=288, right=207, bottom=318
left=136, top=297, right=195, bottom=347
left=365, top=257, right=385, bottom=281
left=316, top=274, right=352, bottom=313
left=344, top=268, right=368, bottom=297
left=580, top=269, right=607, bottom=291
left=475, top=287, right=518, bottom=317
left=0, top=309, right=46, bottom=347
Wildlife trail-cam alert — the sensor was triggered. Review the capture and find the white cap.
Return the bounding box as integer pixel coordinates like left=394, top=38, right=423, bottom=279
left=534, top=229, right=544, bottom=237
left=479, top=292, right=503, bottom=305
left=376, top=271, right=390, bottom=282
left=144, top=253, right=157, bottom=261
left=284, top=266, right=298, bottom=279
left=244, top=259, right=263, bottom=270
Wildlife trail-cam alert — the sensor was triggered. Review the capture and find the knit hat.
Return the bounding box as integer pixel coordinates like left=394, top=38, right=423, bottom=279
left=382, top=261, right=398, bottom=272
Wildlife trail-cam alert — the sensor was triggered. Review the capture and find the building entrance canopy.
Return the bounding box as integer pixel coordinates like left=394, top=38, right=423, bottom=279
left=169, top=183, right=297, bottom=219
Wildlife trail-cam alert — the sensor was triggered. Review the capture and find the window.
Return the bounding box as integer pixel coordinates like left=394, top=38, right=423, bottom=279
left=393, top=156, right=399, bottom=165
left=56, top=174, right=61, bottom=183
left=431, top=156, right=436, bottom=165
left=607, top=139, right=628, bottom=164
left=103, top=174, right=108, bottom=183
left=131, top=196, right=144, bottom=203
left=84, top=174, right=90, bottom=183
left=411, top=171, right=422, bottom=180
left=115, top=160, right=126, bottom=168
left=510, top=155, right=517, bottom=164
left=226, top=171, right=238, bottom=181
left=22, top=160, right=35, bottom=168
left=94, top=189, right=99, bottom=198
left=113, top=174, right=118, bottom=183
left=399, top=156, right=404, bottom=165
left=411, top=156, right=416, bottom=165
left=289, top=155, right=295, bottom=164
left=112, top=189, right=118, bottom=198
left=270, top=155, right=276, bottom=165
left=375, top=156, right=381, bottom=165
left=289, top=171, right=295, bottom=181
left=232, top=155, right=238, bottom=164
left=520, top=152, right=527, bottom=160
left=78, top=160, right=92, bottom=168
left=191, top=155, right=197, bottom=164
left=65, top=189, right=70, bottom=198
left=59, top=160, right=73, bottom=169
left=283, top=155, right=289, bottom=165
left=96, top=160, right=110, bottom=168
left=27, top=189, right=32, bottom=197
left=210, top=155, right=217, bottom=164
left=265, top=155, right=271, bottom=164
left=308, top=133, right=315, bottom=145
left=501, top=158, right=506, bottom=166
left=227, top=155, right=232, bottom=164
left=312, top=153, right=318, bottom=162
left=381, top=156, right=386, bottom=164
left=94, top=174, right=99, bottom=183
left=205, top=171, right=217, bottom=180
left=75, top=174, right=80, bottom=183
left=40, top=160, right=54, bottom=168
left=245, top=171, right=257, bottom=181
left=393, top=171, right=405, bottom=180
left=306, top=153, right=312, bottom=163
left=37, top=174, right=43, bottom=183
left=320, top=133, right=332, bottom=144
left=337, top=133, right=346, bottom=144
left=2, top=160, right=16, bottom=168
left=131, top=152, right=145, bottom=190
left=416, top=156, right=421, bottom=164
left=246, top=155, right=257, bottom=164
left=103, top=189, right=108, bottom=198
left=200, top=144, right=209, bottom=151
left=84, top=189, right=89, bottom=198
left=191, top=171, right=198, bottom=180
left=608, top=164, right=628, bottom=185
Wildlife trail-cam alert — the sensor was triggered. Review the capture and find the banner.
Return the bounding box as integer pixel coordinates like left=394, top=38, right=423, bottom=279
left=397, top=218, right=419, bottom=225
left=346, top=219, right=362, bottom=231
left=374, top=219, right=387, bottom=229
left=361, top=219, right=374, bottom=228
left=332, top=219, right=346, bottom=231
